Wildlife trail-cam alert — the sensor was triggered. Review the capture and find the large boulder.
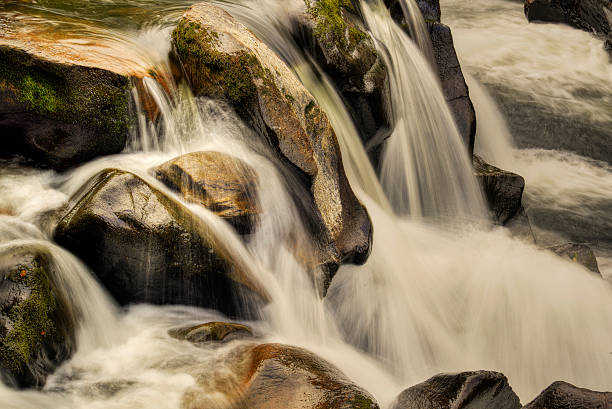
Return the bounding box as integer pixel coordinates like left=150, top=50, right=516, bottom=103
left=0, top=31, right=134, bottom=170
left=182, top=342, right=380, bottom=409
left=547, top=243, right=601, bottom=274
left=384, top=0, right=476, bottom=153
left=473, top=155, right=525, bottom=225
left=153, top=151, right=260, bottom=235
left=291, top=0, right=389, bottom=146
left=391, top=371, right=521, bottom=409
left=0, top=250, right=75, bottom=389
left=54, top=169, right=267, bottom=318
left=172, top=3, right=372, bottom=271
left=523, top=381, right=612, bottom=409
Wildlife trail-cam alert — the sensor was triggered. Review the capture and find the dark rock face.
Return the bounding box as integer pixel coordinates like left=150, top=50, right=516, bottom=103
left=153, top=151, right=260, bottom=235
left=169, top=321, right=253, bottom=344
left=524, top=0, right=611, bottom=35
left=291, top=0, right=389, bottom=147
left=523, top=381, right=612, bottom=409
left=54, top=169, right=267, bottom=318
left=473, top=155, right=525, bottom=225
left=172, top=3, right=372, bottom=273
left=392, top=371, right=521, bottom=409
left=547, top=243, right=601, bottom=274
left=0, top=251, right=75, bottom=389
left=427, top=22, right=476, bottom=154
left=0, top=45, right=131, bottom=170
left=182, top=342, right=380, bottom=409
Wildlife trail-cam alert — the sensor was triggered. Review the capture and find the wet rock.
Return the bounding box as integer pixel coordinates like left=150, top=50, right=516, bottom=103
left=524, top=0, right=611, bottom=36
left=291, top=0, right=389, bottom=146
left=54, top=169, right=267, bottom=318
left=0, top=44, right=132, bottom=170
left=523, top=381, right=612, bottom=409
left=173, top=3, right=372, bottom=272
left=392, top=371, right=521, bottom=409
left=169, top=321, right=253, bottom=344
left=182, top=342, right=380, bottom=409
left=427, top=22, right=476, bottom=154
left=547, top=243, right=601, bottom=274
left=473, top=155, right=525, bottom=225
left=0, top=251, right=75, bottom=389
left=153, top=151, right=260, bottom=235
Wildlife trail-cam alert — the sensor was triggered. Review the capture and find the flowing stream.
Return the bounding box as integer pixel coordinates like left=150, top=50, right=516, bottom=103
left=1, top=0, right=612, bottom=407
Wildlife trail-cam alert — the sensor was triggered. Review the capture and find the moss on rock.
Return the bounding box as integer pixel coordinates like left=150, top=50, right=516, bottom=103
left=172, top=21, right=257, bottom=105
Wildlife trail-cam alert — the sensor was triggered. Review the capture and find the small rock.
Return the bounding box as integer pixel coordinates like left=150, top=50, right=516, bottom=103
left=392, top=371, right=521, bottom=409
left=153, top=151, right=260, bottom=234
left=168, top=321, right=253, bottom=344
left=473, top=155, right=525, bottom=225
left=547, top=243, right=601, bottom=274
left=523, top=381, right=612, bottom=409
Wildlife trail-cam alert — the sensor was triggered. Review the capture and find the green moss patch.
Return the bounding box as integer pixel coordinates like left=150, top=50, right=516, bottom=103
left=306, top=0, right=365, bottom=51
left=0, top=46, right=130, bottom=144
left=172, top=21, right=257, bottom=104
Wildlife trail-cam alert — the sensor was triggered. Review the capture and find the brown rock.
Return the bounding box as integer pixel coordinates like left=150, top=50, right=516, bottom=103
left=172, top=3, right=372, bottom=278
left=153, top=151, right=260, bottom=234
left=182, top=343, right=380, bottom=409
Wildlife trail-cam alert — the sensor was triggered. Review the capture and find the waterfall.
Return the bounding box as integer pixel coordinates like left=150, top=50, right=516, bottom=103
left=362, top=1, right=486, bottom=220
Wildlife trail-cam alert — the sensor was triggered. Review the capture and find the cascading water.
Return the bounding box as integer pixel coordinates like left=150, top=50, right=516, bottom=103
left=2, top=0, right=612, bottom=407
left=362, top=1, right=486, bottom=220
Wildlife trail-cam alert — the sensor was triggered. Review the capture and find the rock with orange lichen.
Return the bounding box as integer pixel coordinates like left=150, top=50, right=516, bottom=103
left=0, top=249, right=75, bottom=389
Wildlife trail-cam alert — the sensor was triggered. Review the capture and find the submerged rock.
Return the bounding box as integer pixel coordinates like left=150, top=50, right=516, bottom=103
left=54, top=169, right=266, bottom=318
left=292, top=0, right=389, bottom=146
left=153, top=151, right=260, bottom=235
left=182, top=342, right=380, bottom=409
left=473, top=155, right=525, bottom=225
left=0, top=251, right=74, bottom=389
left=547, top=243, right=601, bottom=274
left=392, top=371, right=521, bottom=409
left=0, top=43, right=132, bottom=170
left=169, top=321, right=253, bottom=344
left=172, top=3, right=372, bottom=272
left=523, top=381, right=612, bottom=409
